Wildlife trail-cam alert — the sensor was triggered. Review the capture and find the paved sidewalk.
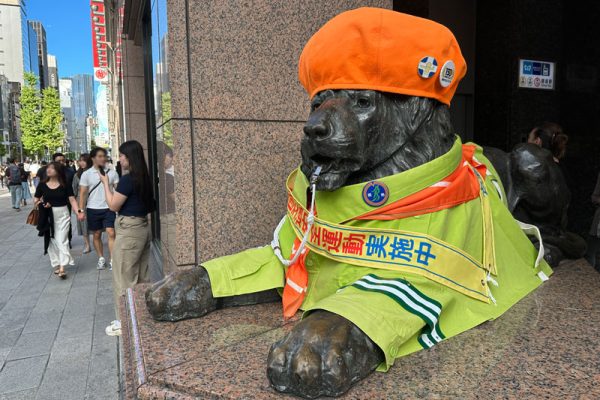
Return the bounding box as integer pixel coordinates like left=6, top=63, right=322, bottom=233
left=0, top=188, right=120, bottom=399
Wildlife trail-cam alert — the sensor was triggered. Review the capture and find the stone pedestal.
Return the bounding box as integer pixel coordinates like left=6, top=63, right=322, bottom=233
left=121, top=259, right=600, bottom=399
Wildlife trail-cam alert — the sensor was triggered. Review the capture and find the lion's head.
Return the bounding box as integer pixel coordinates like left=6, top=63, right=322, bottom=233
left=300, top=89, right=457, bottom=191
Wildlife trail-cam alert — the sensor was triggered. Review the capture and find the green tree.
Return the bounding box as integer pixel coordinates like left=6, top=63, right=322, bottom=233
left=161, top=91, right=173, bottom=147
left=40, top=86, right=64, bottom=153
left=19, top=72, right=44, bottom=156
left=19, top=73, right=64, bottom=157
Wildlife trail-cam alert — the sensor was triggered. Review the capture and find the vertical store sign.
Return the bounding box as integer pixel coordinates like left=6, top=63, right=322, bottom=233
left=91, top=1, right=108, bottom=83
left=518, top=59, right=556, bottom=90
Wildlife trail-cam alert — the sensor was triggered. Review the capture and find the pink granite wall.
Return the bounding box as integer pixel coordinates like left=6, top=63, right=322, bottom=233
left=165, top=0, right=393, bottom=268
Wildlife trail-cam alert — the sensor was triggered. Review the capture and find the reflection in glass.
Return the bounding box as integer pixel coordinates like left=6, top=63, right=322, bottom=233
left=150, top=0, right=175, bottom=260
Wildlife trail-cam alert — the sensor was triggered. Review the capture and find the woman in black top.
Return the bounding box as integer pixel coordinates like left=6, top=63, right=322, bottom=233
left=99, top=140, right=153, bottom=336
left=34, top=162, right=82, bottom=279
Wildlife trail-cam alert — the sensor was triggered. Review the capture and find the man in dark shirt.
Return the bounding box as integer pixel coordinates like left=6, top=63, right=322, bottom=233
left=5, top=158, right=23, bottom=211
left=37, top=153, right=75, bottom=188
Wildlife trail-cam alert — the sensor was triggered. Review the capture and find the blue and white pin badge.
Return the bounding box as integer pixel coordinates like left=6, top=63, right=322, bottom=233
left=362, top=181, right=389, bottom=207
left=439, top=60, right=455, bottom=87
left=417, top=56, right=438, bottom=79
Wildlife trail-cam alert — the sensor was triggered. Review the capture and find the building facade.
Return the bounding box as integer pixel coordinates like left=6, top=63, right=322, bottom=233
left=26, top=20, right=39, bottom=84
left=28, top=20, right=48, bottom=89
left=0, top=74, right=9, bottom=162
left=7, top=82, right=21, bottom=160
left=0, top=0, right=30, bottom=85
left=104, top=0, right=600, bottom=279
left=70, top=74, right=94, bottom=154
left=47, top=54, right=58, bottom=90
left=59, top=77, right=76, bottom=153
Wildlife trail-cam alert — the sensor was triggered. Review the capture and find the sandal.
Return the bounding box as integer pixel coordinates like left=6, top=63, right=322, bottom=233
left=53, top=268, right=59, bottom=275
left=58, top=269, right=67, bottom=279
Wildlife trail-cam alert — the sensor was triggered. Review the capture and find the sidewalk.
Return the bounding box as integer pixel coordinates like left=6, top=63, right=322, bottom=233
left=0, top=189, right=119, bottom=399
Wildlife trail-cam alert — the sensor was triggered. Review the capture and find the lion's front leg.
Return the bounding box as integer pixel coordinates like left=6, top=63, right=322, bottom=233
left=145, top=266, right=217, bottom=321
left=267, top=311, right=384, bottom=398
left=145, top=265, right=281, bottom=322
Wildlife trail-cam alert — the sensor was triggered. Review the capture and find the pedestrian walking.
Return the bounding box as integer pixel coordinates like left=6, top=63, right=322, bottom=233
left=20, top=163, right=32, bottom=206
left=34, top=162, right=83, bottom=279
left=5, top=158, right=23, bottom=211
left=30, top=160, right=41, bottom=187
left=100, top=140, right=153, bottom=336
left=0, top=164, right=6, bottom=189
left=78, top=147, right=119, bottom=270
left=35, top=161, right=47, bottom=188
left=73, top=153, right=92, bottom=254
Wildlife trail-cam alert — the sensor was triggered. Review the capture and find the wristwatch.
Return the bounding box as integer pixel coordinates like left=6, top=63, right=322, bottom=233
left=78, top=209, right=84, bottom=213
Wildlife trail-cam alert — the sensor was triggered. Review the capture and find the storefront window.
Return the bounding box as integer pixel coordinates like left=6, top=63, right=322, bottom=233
left=149, top=0, right=175, bottom=250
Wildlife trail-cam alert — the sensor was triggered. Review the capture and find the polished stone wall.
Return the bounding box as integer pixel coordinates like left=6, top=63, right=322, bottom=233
left=120, top=39, right=148, bottom=150
left=164, top=1, right=393, bottom=269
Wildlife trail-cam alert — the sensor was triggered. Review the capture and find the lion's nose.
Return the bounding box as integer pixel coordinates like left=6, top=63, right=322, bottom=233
left=303, top=123, right=329, bottom=139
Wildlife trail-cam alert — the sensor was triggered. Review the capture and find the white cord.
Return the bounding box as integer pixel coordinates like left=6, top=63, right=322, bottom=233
left=271, top=167, right=321, bottom=267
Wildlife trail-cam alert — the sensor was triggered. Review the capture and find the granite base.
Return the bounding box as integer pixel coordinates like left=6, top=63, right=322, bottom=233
left=121, top=259, right=600, bottom=399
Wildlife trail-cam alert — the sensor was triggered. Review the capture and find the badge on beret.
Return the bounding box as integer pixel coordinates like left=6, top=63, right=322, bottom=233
left=439, top=60, right=455, bottom=87
left=363, top=181, right=389, bottom=207
left=418, top=56, right=438, bottom=79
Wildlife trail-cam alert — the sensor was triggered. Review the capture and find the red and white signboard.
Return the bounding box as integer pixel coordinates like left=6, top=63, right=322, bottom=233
left=91, top=0, right=108, bottom=82
left=94, top=67, right=108, bottom=83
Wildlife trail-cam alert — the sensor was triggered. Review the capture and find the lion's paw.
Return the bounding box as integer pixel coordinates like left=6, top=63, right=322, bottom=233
left=267, top=311, right=383, bottom=398
left=145, top=267, right=217, bottom=321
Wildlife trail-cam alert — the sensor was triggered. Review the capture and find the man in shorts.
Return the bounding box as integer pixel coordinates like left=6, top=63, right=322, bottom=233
left=78, top=147, right=120, bottom=269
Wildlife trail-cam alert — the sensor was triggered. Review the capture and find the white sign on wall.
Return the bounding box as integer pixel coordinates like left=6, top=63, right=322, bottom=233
left=518, top=59, right=556, bottom=90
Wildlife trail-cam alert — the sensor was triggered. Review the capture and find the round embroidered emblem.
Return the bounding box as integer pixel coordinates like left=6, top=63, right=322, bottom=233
left=362, top=181, right=389, bottom=207
left=439, top=60, right=455, bottom=87
left=417, top=56, right=438, bottom=79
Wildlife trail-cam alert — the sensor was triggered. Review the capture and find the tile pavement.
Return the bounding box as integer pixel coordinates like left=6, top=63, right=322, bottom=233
left=0, top=187, right=120, bottom=399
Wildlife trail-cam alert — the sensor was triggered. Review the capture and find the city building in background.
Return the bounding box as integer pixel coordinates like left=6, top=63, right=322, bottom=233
left=70, top=74, right=94, bottom=154
left=26, top=19, right=39, bottom=85
left=59, top=77, right=76, bottom=153
left=47, top=54, right=58, bottom=90
left=7, top=82, right=21, bottom=160
left=94, top=83, right=109, bottom=147
left=0, top=0, right=30, bottom=85
left=0, top=74, right=9, bottom=162
left=28, top=20, right=48, bottom=89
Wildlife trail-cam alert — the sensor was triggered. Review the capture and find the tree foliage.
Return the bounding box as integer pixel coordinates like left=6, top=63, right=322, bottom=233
left=19, top=72, right=64, bottom=157
left=161, top=91, right=173, bottom=147
left=41, top=86, right=64, bottom=153
left=20, top=72, right=44, bottom=156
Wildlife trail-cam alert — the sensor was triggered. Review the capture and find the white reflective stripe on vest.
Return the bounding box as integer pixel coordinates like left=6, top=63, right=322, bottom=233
left=286, top=278, right=306, bottom=293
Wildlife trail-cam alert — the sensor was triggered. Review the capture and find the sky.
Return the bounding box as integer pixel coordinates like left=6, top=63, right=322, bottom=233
left=27, top=0, right=94, bottom=78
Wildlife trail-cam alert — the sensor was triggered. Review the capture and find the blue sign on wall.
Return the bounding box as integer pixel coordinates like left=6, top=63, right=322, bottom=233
left=519, top=59, right=555, bottom=90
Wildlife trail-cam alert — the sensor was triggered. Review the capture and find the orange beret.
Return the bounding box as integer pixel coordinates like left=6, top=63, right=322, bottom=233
left=298, top=8, right=466, bottom=106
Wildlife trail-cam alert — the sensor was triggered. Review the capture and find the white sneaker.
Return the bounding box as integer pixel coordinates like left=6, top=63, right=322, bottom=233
left=109, top=259, right=113, bottom=271
left=97, top=257, right=106, bottom=270
left=105, top=320, right=121, bottom=336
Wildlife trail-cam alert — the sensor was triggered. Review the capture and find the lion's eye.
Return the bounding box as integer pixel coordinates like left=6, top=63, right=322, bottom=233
left=311, top=102, right=322, bottom=111
left=357, top=98, right=371, bottom=108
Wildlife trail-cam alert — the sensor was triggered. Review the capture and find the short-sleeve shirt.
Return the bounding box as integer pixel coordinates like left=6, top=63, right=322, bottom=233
left=115, top=174, right=149, bottom=217
left=34, top=182, right=74, bottom=207
left=79, top=167, right=119, bottom=210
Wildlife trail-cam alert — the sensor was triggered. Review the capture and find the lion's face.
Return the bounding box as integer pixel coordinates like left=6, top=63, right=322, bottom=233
left=301, top=89, right=415, bottom=191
